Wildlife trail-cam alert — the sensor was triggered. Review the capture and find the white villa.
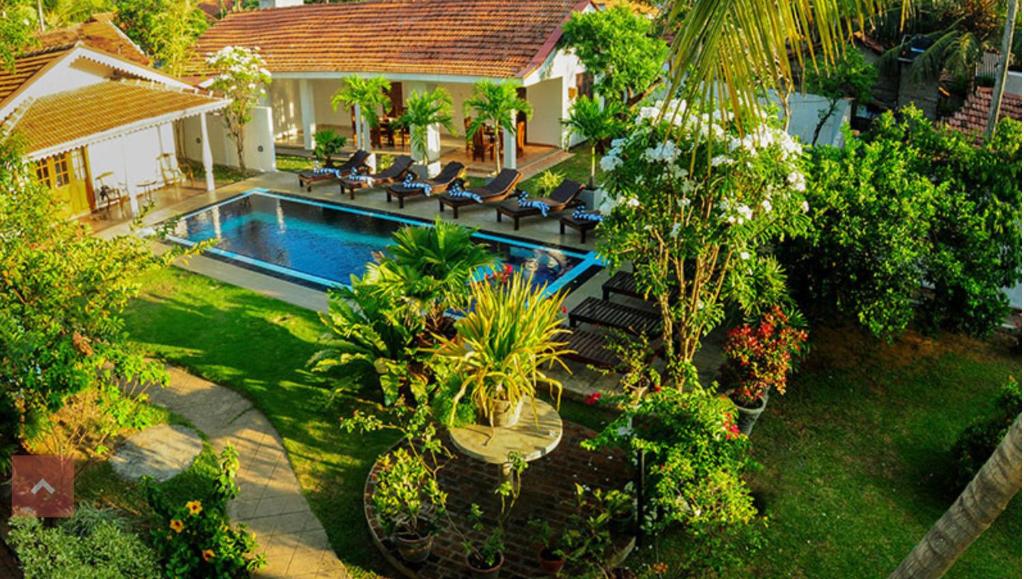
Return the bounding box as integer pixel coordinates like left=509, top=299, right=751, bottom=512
left=183, top=0, right=595, bottom=174
left=0, top=14, right=228, bottom=219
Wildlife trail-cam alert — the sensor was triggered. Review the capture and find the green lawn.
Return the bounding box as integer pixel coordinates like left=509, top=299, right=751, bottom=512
left=519, top=143, right=600, bottom=193
left=123, top=268, right=1021, bottom=578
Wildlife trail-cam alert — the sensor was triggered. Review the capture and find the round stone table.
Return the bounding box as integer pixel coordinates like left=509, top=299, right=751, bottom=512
left=449, top=399, right=563, bottom=481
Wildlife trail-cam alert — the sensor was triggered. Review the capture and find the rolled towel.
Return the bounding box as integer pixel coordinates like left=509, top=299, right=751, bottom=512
left=312, top=167, right=341, bottom=177
left=350, top=174, right=375, bottom=186
left=518, top=197, right=550, bottom=217
left=447, top=184, right=482, bottom=203
left=572, top=209, right=603, bottom=222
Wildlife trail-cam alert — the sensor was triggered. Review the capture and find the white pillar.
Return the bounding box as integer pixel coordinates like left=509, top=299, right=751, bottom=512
left=299, top=79, right=317, bottom=151
left=199, top=113, right=216, bottom=192
left=120, top=137, right=139, bottom=215
left=424, top=123, right=441, bottom=177
left=355, top=103, right=376, bottom=172
left=502, top=110, right=517, bottom=170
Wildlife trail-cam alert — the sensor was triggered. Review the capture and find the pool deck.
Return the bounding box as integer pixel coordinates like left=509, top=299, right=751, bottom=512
left=97, top=169, right=724, bottom=397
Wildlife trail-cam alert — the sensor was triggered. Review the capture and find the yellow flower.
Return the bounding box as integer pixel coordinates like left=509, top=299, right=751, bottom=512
left=169, top=519, right=184, bottom=533
left=202, top=549, right=215, bottom=562
left=186, top=500, right=203, bottom=516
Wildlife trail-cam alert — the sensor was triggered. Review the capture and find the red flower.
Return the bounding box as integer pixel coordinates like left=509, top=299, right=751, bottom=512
left=504, top=263, right=514, bottom=274
left=560, top=305, right=568, bottom=315
left=584, top=392, right=602, bottom=406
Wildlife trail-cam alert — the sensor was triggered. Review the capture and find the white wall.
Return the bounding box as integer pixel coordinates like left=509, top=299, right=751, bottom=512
left=268, top=79, right=301, bottom=140
left=526, top=77, right=564, bottom=146
left=523, top=48, right=585, bottom=148
left=783, top=92, right=851, bottom=147
left=1005, top=71, right=1022, bottom=96
left=86, top=123, right=178, bottom=191
left=312, top=78, right=351, bottom=128
left=181, top=107, right=276, bottom=172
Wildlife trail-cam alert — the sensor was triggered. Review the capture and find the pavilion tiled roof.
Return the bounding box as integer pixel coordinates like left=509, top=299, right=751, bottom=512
left=186, top=0, right=590, bottom=79
left=0, top=47, right=73, bottom=107
left=6, top=80, right=225, bottom=155
left=34, top=13, right=149, bottom=66
left=944, top=86, right=1023, bottom=138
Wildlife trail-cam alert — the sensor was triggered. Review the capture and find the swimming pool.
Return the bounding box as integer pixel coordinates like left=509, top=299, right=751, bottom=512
left=164, top=190, right=601, bottom=293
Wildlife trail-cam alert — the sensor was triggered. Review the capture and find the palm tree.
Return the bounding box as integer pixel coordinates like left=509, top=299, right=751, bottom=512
left=662, top=0, right=893, bottom=128
left=464, top=80, right=532, bottom=175
left=332, top=76, right=391, bottom=152
left=562, top=96, right=624, bottom=188
left=365, top=218, right=496, bottom=325
left=890, top=414, right=1021, bottom=578
left=398, top=88, right=455, bottom=169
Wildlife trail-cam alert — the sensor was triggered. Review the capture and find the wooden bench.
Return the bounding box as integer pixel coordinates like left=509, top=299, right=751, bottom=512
left=568, top=297, right=661, bottom=336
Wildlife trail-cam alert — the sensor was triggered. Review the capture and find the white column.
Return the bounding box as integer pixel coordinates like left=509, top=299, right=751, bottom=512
left=502, top=110, right=517, bottom=170
left=299, top=79, right=317, bottom=151
left=424, top=123, right=441, bottom=177
left=355, top=103, right=376, bottom=172
left=119, top=137, right=139, bottom=215
left=199, top=113, right=216, bottom=192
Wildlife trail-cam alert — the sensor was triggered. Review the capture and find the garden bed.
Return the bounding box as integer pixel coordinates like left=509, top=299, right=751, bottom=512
left=365, top=421, right=634, bottom=578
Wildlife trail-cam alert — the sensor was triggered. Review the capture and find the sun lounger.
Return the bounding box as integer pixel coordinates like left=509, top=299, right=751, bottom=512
left=568, top=297, right=661, bottom=336
left=297, top=150, right=370, bottom=192
left=385, top=162, right=465, bottom=208
left=438, top=169, right=522, bottom=218
left=495, top=179, right=585, bottom=230
left=562, top=327, right=621, bottom=370
left=340, top=155, right=414, bottom=199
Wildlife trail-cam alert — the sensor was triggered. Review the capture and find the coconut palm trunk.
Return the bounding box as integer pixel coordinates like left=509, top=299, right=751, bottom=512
left=890, top=414, right=1021, bottom=579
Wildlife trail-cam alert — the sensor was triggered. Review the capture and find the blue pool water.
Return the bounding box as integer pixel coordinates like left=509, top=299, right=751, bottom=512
left=166, top=190, right=600, bottom=293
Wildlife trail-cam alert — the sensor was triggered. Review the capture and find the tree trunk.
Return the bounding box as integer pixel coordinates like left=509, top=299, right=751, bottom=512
left=984, top=0, right=1018, bottom=140
left=589, top=142, right=596, bottom=188
left=234, top=123, right=247, bottom=172
left=890, top=414, right=1021, bottom=579
left=811, top=100, right=838, bottom=146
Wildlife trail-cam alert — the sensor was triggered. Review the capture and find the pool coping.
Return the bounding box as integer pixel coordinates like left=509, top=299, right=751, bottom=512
left=160, top=188, right=604, bottom=296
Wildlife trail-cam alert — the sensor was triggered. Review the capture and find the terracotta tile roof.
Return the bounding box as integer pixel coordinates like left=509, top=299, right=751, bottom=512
left=34, top=13, right=149, bottom=66
left=6, top=80, right=225, bottom=155
left=0, top=47, right=72, bottom=107
left=944, top=86, right=1023, bottom=139
left=187, top=0, right=589, bottom=78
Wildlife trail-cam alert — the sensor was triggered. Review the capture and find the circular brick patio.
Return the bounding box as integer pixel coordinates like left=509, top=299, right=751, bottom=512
left=365, top=420, right=635, bottom=578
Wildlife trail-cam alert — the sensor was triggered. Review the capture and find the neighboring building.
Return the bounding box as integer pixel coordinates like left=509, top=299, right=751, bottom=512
left=0, top=15, right=229, bottom=218
left=185, top=0, right=594, bottom=171
left=943, top=86, right=1023, bottom=140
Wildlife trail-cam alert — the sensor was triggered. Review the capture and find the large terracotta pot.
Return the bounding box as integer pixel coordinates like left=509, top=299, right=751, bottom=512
left=467, top=552, right=504, bottom=578
left=538, top=547, right=565, bottom=575
left=395, top=531, right=433, bottom=564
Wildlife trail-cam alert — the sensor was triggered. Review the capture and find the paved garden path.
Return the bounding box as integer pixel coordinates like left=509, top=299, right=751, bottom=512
left=148, top=367, right=348, bottom=578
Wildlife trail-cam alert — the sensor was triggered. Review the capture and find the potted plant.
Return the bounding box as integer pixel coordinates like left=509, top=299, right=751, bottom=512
left=434, top=271, right=569, bottom=427
left=398, top=88, right=455, bottom=178
left=562, top=484, right=614, bottom=578
left=372, top=447, right=447, bottom=564
left=465, top=80, right=533, bottom=175
left=312, top=129, right=346, bottom=168
left=463, top=503, right=505, bottom=577
left=532, top=170, right=564, bottom=197
left=596, top=486, right=636, bottom=534
left=529, top=519, right=567, bottom=575
left=720, top=306, right=807, bottom=435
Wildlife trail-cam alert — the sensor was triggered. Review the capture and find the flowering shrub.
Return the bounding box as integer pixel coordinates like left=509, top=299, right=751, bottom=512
left=721, top=306, right=808, bottom=406
left=597, top=99, right=810, bottom=372
left=582, top=387, right=762, bottom=574
left=206, top=46, right=272, bottom=171
left=144, top=446, right=265, bottom=577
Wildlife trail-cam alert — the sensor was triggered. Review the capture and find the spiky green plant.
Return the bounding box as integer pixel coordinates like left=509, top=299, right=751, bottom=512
left=464, top=80, right=533, bottom=175
left=399, top=88, right=455, bottom=164
left=433, top=272, right=570, bottom=425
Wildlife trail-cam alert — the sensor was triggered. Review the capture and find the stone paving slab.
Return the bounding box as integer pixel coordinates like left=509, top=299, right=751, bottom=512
left=146, top=366, right=349, bottom=578
left=110, top=424, right=203, bottom=483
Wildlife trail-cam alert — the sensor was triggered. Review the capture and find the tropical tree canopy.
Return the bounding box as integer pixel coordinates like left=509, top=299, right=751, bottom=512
left=206, top=45, right=271, bottom=171
left=561, top=5, right=668, bottom=103
left=662, top=0, right=892, bottom=127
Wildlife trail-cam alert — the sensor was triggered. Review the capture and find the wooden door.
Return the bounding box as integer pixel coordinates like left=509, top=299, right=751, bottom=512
left=35, top=149, right=92, bottom=216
